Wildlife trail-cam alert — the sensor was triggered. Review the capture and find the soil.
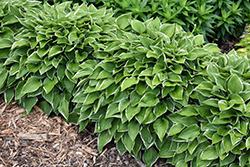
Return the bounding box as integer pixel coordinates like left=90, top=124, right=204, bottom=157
left=0, top=37, right=242, bottom=167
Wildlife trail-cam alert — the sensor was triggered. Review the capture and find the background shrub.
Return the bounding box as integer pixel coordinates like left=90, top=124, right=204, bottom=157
left=38, top=0, right=250, bottom=42
left=1, top=1, right=250, bottom=167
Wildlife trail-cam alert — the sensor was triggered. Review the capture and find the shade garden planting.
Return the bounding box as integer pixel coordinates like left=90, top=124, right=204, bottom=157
left=1, top=0, right=250, bottom=166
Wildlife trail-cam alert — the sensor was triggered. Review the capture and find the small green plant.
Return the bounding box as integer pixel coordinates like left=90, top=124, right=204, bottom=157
left=236, top=24, right=250, bottom=57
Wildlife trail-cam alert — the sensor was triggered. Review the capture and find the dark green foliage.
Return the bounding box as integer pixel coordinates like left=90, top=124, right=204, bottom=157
left=39, top=0, right=250, bottom=41
left=2, top=1, right=250, bottom=167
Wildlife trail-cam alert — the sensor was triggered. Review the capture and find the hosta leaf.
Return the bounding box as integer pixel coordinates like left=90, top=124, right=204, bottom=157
left=239, top=153, right=249, bottom=167
left=168, top=124, right=184, bottom=136
left=246, top=137, right=250, bottom=150
left=139, top=92, right=159, bottom=107
left=179, top=125, right=200, bottom=141
left=160, top=24, right=175, bottom=38
left=222, top=135, right=234, bottom=153
left=188, top=139, right=199, bottom=154
left=227, top=74, right=243, bottom=94
left=58, top=98, right=69, bottom=120
left=23, top=97, right=38, bottom=113
left=4, top=88, right=14, bottom=104
left=143, top=147, right=158, bottom=167
left=131, top=20, right=146, bottom=34
left=96, top=78, right=115, bottom=91
left=122, top=133, right=134, bottom=153
left=0, top=70, right=8, bottom=89
left=106, top=103, right=119, bottom=118
left=48, top=45, right=63, bottom=58
left=116, top=13, right=131, bottom=29
left=39, top=101, right=52, bottom=115
left=153, top=101, right=167, bottom=117
left=116, top=140, right=127, bottom=156
left=153, top=118, right=169, bottom=141
left=43, top=76, right=58, bottom=94
left=128, top=120, right=140, bottom=141
left=22, top=77, right=42, bottom=94
left=121, top=77, right=139, bottom=91
left=176, top=160, right=187, bottom=167
left=178, top=105, right=198, bottom=116
left=193, top=35, right=204, bottom=45
left=0, top=39, right=12, bottom=49
left=200, top=145, right=218, bottom=160
left=98, top=130, right=112, bottom=152
left=169, top=85, right=183, bottom=100
left=126, top=105, right=140, bottom=121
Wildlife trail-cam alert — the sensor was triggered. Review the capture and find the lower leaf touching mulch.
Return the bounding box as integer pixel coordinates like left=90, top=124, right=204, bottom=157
left=0, top=97, right=171, bottom=167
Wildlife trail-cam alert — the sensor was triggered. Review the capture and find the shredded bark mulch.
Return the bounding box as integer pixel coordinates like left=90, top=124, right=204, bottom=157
left=0, top=97, right=171, bottom=167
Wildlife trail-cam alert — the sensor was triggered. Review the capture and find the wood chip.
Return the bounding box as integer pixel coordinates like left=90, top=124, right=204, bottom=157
left=15, top=108, right=25, bottom=115
left=1, top=129, right=14, bottom=135
left=17, top=133, right=47, bottom=140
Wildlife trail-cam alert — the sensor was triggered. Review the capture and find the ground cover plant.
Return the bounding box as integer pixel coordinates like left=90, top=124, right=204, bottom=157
left=39, top=0, right=250, bottom=42
left=1, top=0, right=250, bottom=166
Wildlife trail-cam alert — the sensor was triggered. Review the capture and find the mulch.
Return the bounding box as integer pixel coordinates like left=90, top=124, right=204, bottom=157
left=0, top=97, right=170, bottom=167
left=0, top=37, right=243, bottom=167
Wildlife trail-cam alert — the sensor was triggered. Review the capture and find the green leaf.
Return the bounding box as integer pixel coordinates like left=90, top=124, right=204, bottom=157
left=128, top=120, right=140, bottom=141
left=139, top=92, right=159, bottom=107
left=143, top=147, right=158, bottom=167
left=131, top=20, right=146, bottom=34
left=153, top=101, right=167, bottom=117
left=39, top=101, right=52, bottom=115
left=58, top=98, right=69, bottom=120
left=168, top=123, right=184, bottom=136
left=106, top=103, right=119, bottom=118
left=125, top=105, right=140, bottom=121
left=116, top=140, right=127, bottom=156
left=122, top=133, right=134, bottom=153
left=116, top=13, right=131, bottom=29
left=48, top=45, right=63, bottom=58
left=43, top=76, right=58, bottom=94
left=169, top=85, right=183, bottom=100
left=0, top=39, right=12, bottom=49
left=121, top=77, right=139, bottom=91
left=98, top=130, right=112, bottom=152
left=200, top=145, right=218, bottom=160
left=153, top=118, right=169, bottom=141
left=179, top=125, right=200, bottom=141
left=23, top=97, right=38, bottom=113
left=160, top=24, right=175, bottom=38
left=22, top=77, right=42, bottom=94
left=188, top=139, right=199, bottom=154
left=0, top=70, right=8, bottom=89
left=202, top=98, right=219, bottom=107
left=4, top=88, right=14, bottom=104
left=193, top=35, right=204, bottom=45
left=222, top=135, right=234, bottom=153
left=246, top=137, right=250, bottom=150
left=178, top=105, right=198, bottom=116
left=227, top=74, right=243, bottom=94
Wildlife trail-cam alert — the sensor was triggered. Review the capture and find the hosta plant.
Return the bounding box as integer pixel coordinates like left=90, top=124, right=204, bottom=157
left=165, top=50, right=250, bottom=166
left=38, top=0, right=250, bottom=42
left=2, top=1, right=250, bottom=167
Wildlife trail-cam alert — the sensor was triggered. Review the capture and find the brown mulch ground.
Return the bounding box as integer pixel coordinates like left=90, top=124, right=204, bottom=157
left=0, top=97, right=170, bottom=167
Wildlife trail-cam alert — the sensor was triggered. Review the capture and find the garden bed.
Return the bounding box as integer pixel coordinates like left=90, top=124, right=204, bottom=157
left=0, top=38, right=240, bottom=167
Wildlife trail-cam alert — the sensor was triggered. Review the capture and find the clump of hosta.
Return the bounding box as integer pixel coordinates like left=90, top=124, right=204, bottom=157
left=164, top=50, right=250, bottom=166
left=0, top=1, right=242, bottom=167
